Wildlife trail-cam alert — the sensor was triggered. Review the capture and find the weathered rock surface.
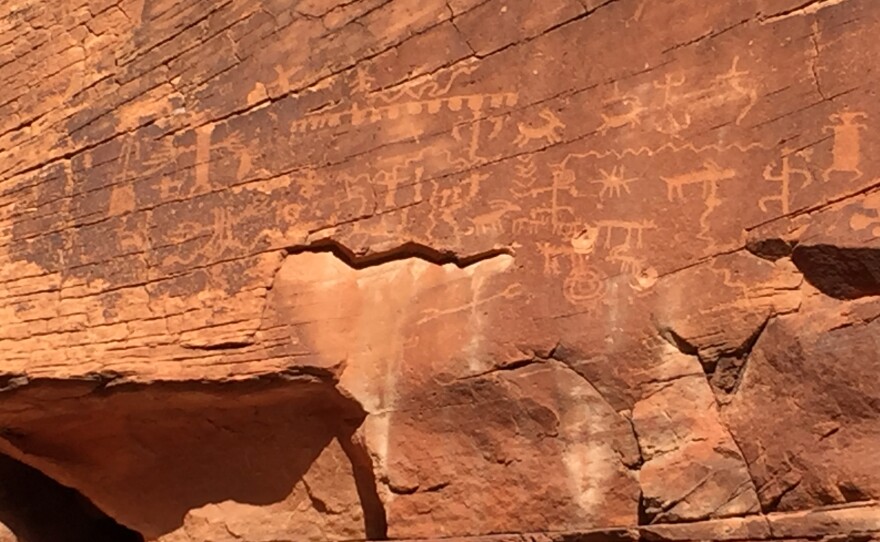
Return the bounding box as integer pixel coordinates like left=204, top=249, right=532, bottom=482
left=2, top=0, right=880, bottom=540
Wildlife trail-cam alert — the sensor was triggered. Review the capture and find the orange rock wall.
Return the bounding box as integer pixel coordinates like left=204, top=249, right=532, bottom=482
left=1, top=0, right=879, bottom=541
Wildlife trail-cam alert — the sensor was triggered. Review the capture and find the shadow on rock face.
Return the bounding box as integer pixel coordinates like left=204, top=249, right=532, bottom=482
left=0, top=374, right=386, bottom=541
left=0, top=452, right=143, bottom=542
left=792, top=245, right=880, bottom=299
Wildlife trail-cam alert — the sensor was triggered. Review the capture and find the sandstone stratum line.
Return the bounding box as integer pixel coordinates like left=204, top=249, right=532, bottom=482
left=0, top=0, right=879, bottom=540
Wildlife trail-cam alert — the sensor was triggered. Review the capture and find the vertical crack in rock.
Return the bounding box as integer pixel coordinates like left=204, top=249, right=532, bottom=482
left=338, top=430, right=389, bottom=540
left=635, top=326, right=765, bottom=523
left=707, top=316, right=770, bottom=399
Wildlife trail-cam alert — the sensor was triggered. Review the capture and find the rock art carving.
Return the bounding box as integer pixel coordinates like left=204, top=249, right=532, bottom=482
left=662, top=159, right=736, bottom=202
left=6, top=2, right=880, bottom=542
left=653, top=73, right=692, bottom=135
left=291, top=79, right=518, bottom=136
left=598, top=83, right=647, bottom=135
left=759, top=150, right=814, bottom=215
left=823, top=111, right=868, bottom=182
left=514, top=109, right=565, bottom=147
left=466, top=200, right=522, bottom=235
left=538, top=241, right=606, bottom=306
left=513, top=163, right=581, bottom=235
left=591, top=166, right=637, bottom=200
left=850, top=192, right=880, bottom=236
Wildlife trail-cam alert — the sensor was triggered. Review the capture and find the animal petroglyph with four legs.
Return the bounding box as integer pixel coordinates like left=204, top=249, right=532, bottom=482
left=598, top=83, right=647, bottom=135
left=662, top=159, right=736, bottom=201
left=514, top=109, right=565, bottom=147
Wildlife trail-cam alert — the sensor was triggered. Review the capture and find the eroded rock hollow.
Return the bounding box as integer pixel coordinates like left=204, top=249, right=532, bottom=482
left=1, top=0, right=879, bottom=540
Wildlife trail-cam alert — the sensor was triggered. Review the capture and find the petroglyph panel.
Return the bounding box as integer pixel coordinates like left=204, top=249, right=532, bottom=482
left=5, top=0, right=880, bottom=540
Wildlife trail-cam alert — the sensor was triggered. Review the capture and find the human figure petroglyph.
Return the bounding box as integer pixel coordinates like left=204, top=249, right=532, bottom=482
left=591, top=166, right=637, bottom=200
left=656, top=57, right=757, bottom=127
left=538, top=242, right=572, bottom=275
left=823, top=112, right=868, bottom=182
left=759, top=150, right=814, bottom=215
left=373, top=62, right=479, bottom=103
left=425, top=172, right=487, bottom=238
left=451, top=115, right=508, bottom=167
left=662, top=159, right=736, bottom=201
left=349, top=67, right=377, bottom=96
left=653, top=73, right=692, bottom=135
left=713, top=56, right=758, bottom=124
left=514, top=109, right=565, bottom=148
left=339, top=172, right=376, bottom=218
left=467, top=200, right=522, bottom=235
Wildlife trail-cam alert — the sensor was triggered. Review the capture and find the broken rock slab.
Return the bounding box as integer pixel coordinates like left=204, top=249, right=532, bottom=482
left=633, top=344, right=759, bottom=523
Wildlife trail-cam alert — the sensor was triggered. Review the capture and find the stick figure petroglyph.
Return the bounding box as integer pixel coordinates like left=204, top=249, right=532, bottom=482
left=714, top=57, right=758, bottom=125
left=514, top=109, right=565, bottom=147
left=653, top=73, right=692, bottom=135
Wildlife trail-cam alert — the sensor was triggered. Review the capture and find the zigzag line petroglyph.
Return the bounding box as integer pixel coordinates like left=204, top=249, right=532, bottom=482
left=555, top=142, right=770, bottom=166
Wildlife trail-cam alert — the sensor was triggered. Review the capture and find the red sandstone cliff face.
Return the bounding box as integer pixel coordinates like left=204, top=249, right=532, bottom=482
left=1, top=0, right=879, bottom=540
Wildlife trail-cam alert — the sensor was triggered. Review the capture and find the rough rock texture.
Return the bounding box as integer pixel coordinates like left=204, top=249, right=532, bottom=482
left=1, top=0, right=880, bottom=540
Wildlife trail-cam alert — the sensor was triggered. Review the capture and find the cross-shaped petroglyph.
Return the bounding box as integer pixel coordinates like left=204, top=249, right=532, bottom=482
left=513, top=163, right=581, bottom=236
